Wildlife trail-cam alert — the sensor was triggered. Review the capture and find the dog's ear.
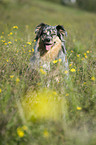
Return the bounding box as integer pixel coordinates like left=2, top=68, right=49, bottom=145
left=35, top=23, right=46, bottom=40
left=56, top=25, right=67, bottom=38
left=56, top=25, right=67, bottom=54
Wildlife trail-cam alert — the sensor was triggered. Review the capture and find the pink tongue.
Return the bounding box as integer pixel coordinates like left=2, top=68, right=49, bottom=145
left=46, top=45, right=52, bottom=51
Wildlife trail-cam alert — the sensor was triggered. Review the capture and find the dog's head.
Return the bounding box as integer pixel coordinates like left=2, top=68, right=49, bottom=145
left=35, top=23, right=67, bottom=56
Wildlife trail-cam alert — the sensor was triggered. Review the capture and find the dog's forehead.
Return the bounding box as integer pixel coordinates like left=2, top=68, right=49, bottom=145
left=44, top=26, right=57, bottom=32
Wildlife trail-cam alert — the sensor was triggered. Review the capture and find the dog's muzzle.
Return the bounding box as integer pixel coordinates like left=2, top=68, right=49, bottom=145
left=44, top=37, right=56, bottom=51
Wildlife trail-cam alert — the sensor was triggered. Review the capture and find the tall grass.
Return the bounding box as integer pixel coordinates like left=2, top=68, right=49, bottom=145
left=0, top=0, right=96, bottom=145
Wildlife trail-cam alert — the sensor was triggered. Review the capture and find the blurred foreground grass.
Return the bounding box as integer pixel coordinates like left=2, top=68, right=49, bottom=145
left=0, top=0, right=96, bottom=145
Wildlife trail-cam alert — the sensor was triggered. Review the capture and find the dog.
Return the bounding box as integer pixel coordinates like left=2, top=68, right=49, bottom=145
left=30, top=23, right=68, bottom=74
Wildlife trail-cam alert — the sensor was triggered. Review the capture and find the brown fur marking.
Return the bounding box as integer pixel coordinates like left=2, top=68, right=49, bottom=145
left=41, top=37, right=62, bottom=62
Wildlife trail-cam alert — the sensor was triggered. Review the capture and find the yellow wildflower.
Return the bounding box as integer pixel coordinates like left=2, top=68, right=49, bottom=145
left=70, top=68, right=76, bottom=72
left=27, top=42, right=31, bottom=45
left=43, top=130, right=49, bottom=138
left=34, top=39, right=36, bottom=42
left=64, top=70, right=68, bottom=74
left=15, top=39, right=17, bottom=42
left=2, top=32, right=4, bottom=34
left=32, top=48, right=34, bottom=52
left=10, top=75, right=14, bottom=78
left=16, top=78, right=20, bottom=83
left=85, top=55, right=88, bottom=58
left=0, top=89, right=2, bottom=93
left=84, top=53, right=86, bottom=56
left=29, top=50, right=31, bottom=53
left=77, top=54, right=80, bottom=57
left=77, top=107, right=82, bottom=110
left=6, top=60, right=9, bottom=62
left=71, top=50, right=73, bottom=53
left=40, top=69, right=46, bottom=75
left=17, top=128, right=24, bottom=138
left=4, top=43, right=7, bottom=45
left=10, top=32, right=13, bottom=35
left=13, top=26, right=18, bottom=29
left=86, top=50, right=89, bottom=53
left=2, top=40, right=5, bottom=43
left=0, top=35, right=3, bottom=39
left=91, top=77, right=95, bottom=81
left=69, top=63, right=72, bottom=67
left=83, top=82, right=86, bottom=85
left=8, top=41, right=12, bottom=44
left=65, top=93, right=69, bottom=96
left=53, top=91, right=57, bottom=95
left=53, top=60, right=58, bottom=64
left=58, top=58, right=62, bottom=62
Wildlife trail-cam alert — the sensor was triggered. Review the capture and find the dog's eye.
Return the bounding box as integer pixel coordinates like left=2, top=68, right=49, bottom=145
left=51, top=33, right=56, bottom=36
left=43, top=32, right=46, bottom=35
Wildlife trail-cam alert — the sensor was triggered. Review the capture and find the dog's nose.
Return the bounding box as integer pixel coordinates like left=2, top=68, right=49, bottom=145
left=44, top=38, right=50, bottom=42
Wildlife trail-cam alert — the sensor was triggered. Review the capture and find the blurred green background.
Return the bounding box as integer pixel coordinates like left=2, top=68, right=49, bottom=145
left=0, top=0, right=96, bottom=12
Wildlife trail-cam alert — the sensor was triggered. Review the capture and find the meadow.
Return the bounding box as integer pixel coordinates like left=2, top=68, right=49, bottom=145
left=0, top=0, right=96, bottom=145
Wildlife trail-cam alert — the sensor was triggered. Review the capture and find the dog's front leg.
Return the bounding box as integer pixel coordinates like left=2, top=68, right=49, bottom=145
left=58, top=42, right=69, bottom=71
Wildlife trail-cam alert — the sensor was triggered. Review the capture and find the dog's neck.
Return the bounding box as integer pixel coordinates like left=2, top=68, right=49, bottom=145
left=40, top=37, right=62, bottom=62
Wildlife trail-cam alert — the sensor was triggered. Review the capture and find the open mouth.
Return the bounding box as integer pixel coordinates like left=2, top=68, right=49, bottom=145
left=45, top=42, right=56, bottom=51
